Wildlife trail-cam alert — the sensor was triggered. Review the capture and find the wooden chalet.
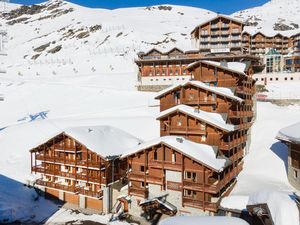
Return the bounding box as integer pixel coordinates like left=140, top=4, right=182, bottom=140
left=121, top=136, right=238, bottom=213
left=135, top=46, right=263, bottom=91
left=30, top=126, right=141, bottom=212
left=276, top=122, right=300, bottom=190
left=191, top=15, right=245, bottom=56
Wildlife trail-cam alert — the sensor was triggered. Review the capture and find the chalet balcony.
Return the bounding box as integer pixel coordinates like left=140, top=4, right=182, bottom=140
left=129, top=187, right=149, bottom=198
left=36, top=178, right=78, bottom=192
left=182, top=197, right=220, bottom=212
left=129, top=173, right=164, bottom=185
left=36, top=179, right=103, bottom=198
left=239, top=122, right=252, bottom=130
left=229, top=150, right=244, bottom=162
left=228, top=110, right=254, bottom=118
left=166, top=126, right=207, bottom=135
left=219, top=135, right=247, bottom=150
left=181, top=98, right=216, bottom=105
left=32, top=166, right=105, bottom=184
left=35, top=154, right=101, bottom=168
left=149, top=160, right=182, bottom=171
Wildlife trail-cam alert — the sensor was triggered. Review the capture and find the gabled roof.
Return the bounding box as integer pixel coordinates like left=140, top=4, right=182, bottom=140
left=187, top=60, right=247, bottom=77
left=30, top=126, right=143, bottom=160
left=165, top=47, right=184, bottom=55
left=276, top=122, right=300, bottom=144
left=121, top=136, right=231, bottom=172
left=143, top=48, right=163, bottom=56
left=157, top=104, right=236, bottom=132
left=191, top=14, right=245, bottom=34
left=155, top=80, right=244, bottom=103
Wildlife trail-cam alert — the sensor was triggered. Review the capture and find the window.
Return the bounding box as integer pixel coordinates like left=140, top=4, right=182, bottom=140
left=270, top=78, right=273, bottom=81
left=285, top=77, right=287, bottom=81
left=140, top=165, right=145, bottom=172
left=154, top=151, right=158, bottom=160
left=177, top=120, right=182, bottom=126
left=212, top=105, right=216, bottom=111
left=200, top=123, right=206, bottom=131
left=294, top=170, right=298, bottom=179
left=185, top=171, right=197, bottom=181
left=189, top=93, right=194, bottom=100
left=172, top=152, right=176, bottom=163
left=291, top=77, right=294, bottom=80
left=276, top=77, right=279, bottom=81
left=201, top=135, right=206, bottom=142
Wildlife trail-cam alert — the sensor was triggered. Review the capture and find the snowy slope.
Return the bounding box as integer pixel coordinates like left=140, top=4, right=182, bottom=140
left=233, top=0, right=300, bottom=36
left=0, top=0, right=216, bottom=84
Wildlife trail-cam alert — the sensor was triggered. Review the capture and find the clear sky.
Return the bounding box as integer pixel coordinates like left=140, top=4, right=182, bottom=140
left=10, top=0, right=269, bottom=14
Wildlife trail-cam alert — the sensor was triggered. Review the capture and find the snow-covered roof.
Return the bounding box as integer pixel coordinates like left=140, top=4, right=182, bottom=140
left=276, top=122, right=300, bottom=144
left=155, top=80, right=243, bottom=103
left=248, top=191, right=299, bottom=225
left=63, top=126, right=142, bottom=158
left=157, top=104, right=236, bottom=132
left=31, top=126, right=142, bottom=160
left=159, top=216, right=249, bottom=225
left=187, top=60, right=247, bottom=76
left=191, top=14, right=245, bottom=34
left=121, top=136, right=231, bottom=172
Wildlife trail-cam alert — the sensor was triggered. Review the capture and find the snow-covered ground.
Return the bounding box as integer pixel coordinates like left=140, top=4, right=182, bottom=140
left=222, top=102, right=300, bottom=225
left=1, top=0, right=300, bottom=224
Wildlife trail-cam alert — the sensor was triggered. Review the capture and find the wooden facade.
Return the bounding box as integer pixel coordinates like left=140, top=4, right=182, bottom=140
left=125, top=59, right=254, bottom=215
left=135, top=47, right=263, bottom=91
left=191, top=15, right=244, bottom=55
left=191, top=15, right=299, bottom=57
left=30, top=132, right=127, bottom=211
left=125, top=139, right=240, bottom=212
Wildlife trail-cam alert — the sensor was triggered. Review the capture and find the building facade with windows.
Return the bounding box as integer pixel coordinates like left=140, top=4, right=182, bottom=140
left=122, top=60, right=255, bottom=217
left=30, top=126, right=142, bottom=213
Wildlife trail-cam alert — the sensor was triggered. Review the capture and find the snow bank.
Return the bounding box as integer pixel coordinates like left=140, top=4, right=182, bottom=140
left=248, top=190, right=299, bottom=225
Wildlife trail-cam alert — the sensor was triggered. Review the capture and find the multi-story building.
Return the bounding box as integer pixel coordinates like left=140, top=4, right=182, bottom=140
left=277, top=122, right=300, bottom=190
left=30, top=126, right=141, bottom=213
left=135, top=47, right=262, bottom=91
left=122, top=60, right=255, bottom=217
left=191, top=15, right=245, bottom=56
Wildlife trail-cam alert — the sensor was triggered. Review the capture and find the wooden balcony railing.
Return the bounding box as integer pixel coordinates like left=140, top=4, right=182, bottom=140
left=164, top=126, right=206, bottom=135
left=183, top=166, right=240, bottom=194
left=181, top=98, right=216, bottom=105
left=35, top=154, right=101, bottom=168
left=219, top=135, right=247, bottom=150
left=32, top=166, right=104, bottom=184
left=182, top=197, right=220, bottom=212
left=129, top=187, right=149, bottom=198
left=229, top=150, right=244, bottom=162
left=149, top=160, right=182, bottom=171
left=36, top=179, right=103, bottom=198
left=228, top=110, right=254, bottom=118
left=129, top=173, right=164, bottom=185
